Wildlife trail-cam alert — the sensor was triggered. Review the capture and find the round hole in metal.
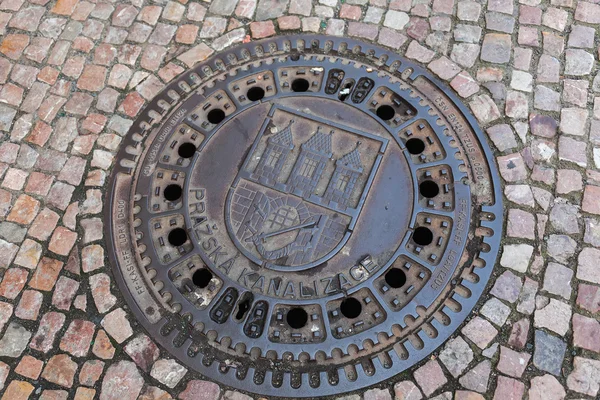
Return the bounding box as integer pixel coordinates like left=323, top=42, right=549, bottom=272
left=163, top=184, right=183, bottom=202
left=247, top=86, right=265, bottom=101
left=168, top=228, right=187, bottom=247
left=376, top=105, right=395, bottom=121
left=192, top=268, right=212, bottom=288
left=413, top=227, right=434, bottom=246
left=406, top=138, right=426, bottom=154
left=385, top=268, right=407, bottom=288
left=178, top=142, right=196, bottom=158
left=287, top=308, right=308, bottom=329
left=340, top=297, right=362, bottom=319
left=291, top=78, right=310, bottom=92
left=207, top=108, right=226, bottom=124
left=419, top=180, right=440, bottom=198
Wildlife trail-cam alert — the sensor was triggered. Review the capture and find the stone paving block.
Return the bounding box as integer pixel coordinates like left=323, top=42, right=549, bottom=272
left=567, top=356, right=600, bottom=396
left=413, top=359, right=447, bottom=397
left=576, top=279, right=600, bottom=313
left=60, top=319, right=96, bottom=357
left=15, top=355, right=43, bottom=380
left=533, top=330, right=567, bottom=375
left=101, top=308, right=133, bottom=343
left=178, top=380, right=221, bottom=400
left=393, top=381, right=422, bottom=400
left=92, top=329, right=115, bottom=360
left=497, top=346, right=531, bottom=378
left=461, top=316, right=498, bottom=349
left=577, top=247, right=600, bottom=284
left=2, top=380, right=34, bottom=400
left=534, top=298, right=572, bottom=336
left=0, top=322, right=31, bottom=357
left=493, top=376, right=525, bottom=400
left=439, top=336, right=473, bottom=378
left=480, top=297, right=511, bottom=327
left=150, top=359, right=187, bottom=388
left=529, top=374, right=566, bottom=400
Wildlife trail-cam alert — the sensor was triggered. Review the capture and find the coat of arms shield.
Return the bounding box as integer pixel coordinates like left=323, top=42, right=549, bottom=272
left=225, top=105, right=388, bottom=271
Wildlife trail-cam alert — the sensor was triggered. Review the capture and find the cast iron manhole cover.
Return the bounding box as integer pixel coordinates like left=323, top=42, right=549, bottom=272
left=106, top=36, right=503, bottom=397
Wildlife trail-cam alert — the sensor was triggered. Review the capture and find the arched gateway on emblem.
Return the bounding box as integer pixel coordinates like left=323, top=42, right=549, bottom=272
left=105, top=36, right=503, bottom=397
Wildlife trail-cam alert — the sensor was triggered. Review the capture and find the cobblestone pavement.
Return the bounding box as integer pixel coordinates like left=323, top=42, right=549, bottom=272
left=0, top=0, right=599, bottom=398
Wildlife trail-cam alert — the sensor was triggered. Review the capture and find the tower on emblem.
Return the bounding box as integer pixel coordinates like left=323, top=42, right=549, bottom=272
left=287, top=126, right=333, bottom=198
left=323, top=144, right=363, bottom=208
left=250, top=121, right=364, bottom=208
left=252, top=120, right=294, bottom=185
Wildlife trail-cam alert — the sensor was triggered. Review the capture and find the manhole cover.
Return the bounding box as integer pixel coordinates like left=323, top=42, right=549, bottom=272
left=106, top=36, right=502, bottom=397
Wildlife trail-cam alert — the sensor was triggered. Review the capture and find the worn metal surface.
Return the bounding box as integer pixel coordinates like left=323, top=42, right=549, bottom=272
left=105, top=36, right=503, bottom=397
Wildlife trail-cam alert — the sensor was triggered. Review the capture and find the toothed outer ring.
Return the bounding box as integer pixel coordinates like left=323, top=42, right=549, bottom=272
left=105, top=35, right=503, bottom=397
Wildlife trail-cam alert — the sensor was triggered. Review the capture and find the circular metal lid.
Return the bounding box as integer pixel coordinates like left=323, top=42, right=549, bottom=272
left=105, top=36, right=503, bottom=397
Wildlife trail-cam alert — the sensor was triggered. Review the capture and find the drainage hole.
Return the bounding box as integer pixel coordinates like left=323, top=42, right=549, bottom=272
left=192, top=268, right=212, bottom=288
left=419, top=180, right=440, bottom=198
left=291, top=78, right=310, bottom=92
left=406, top=138, right=426, bottom=155
left=413, top=227, right=433, bottom=246
left=207, top=108, right=226, bottom=124
left=286, top=307, right=308, bottom=329
left=235, top=294, right=254, bottom=321
left=385, top=268, right=407, bottom=288
left=178, top=142, right=197, bottom=158
left=340, top=297, right=362, bottom=319
left=247, top=86, right=265, bottom=101
left=376, top=105, right=395, bottom=121
left=168, top=228, right=188, bottom=247
left=163, top=184, right=183, bottom=202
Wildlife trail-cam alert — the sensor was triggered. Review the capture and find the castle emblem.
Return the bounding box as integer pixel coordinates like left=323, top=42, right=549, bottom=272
left=226, top=108, right=385, bottom=269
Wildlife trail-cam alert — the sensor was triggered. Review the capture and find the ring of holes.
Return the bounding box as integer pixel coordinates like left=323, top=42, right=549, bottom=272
left=166, top=64, right=457, bottom=360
